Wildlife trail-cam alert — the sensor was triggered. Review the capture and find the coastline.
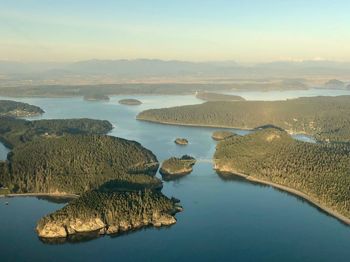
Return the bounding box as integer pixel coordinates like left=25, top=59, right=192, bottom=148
left=215, top=168, right=350, bottom=225
left=137, top=117, right=310, bottom=136
left=137, top=117, right=255, bottom=131
left=1, top=193, right=79, bottom=199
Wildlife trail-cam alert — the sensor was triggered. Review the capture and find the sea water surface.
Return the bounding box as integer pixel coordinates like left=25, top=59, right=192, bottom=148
left=1, top=91, right=350, bottom=261
left=227, top=88, right=350, bottom=101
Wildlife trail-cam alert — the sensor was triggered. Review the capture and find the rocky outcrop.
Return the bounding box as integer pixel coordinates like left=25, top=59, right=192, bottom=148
left=36, top=190, right=182, bottom=239
left=174, top=138, right=188, bottom=145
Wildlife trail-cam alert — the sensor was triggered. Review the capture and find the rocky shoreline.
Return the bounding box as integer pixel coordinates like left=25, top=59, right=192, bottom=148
left=36, top=190, right=183, bottom=239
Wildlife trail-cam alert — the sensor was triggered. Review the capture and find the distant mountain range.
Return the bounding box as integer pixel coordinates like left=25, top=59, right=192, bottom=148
left=0, top=59, right=349, bottom=76
left=0, top=59, right=349, bottom=87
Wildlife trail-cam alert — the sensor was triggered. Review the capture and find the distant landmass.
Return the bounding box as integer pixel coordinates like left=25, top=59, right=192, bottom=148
left=0, top=100, right=44, bottom=117
left=196, top=92, right=245, bottom=102
left=137, top=96, right=350, bottom=142
left=0, top=116, right=113, bottom=148
left=0, top=59, right=350, bottom=96
left=118, top=99, right=142, bottom=105
left=214, top=128, right=350, bottom=224
left=324, top=79, right=346, bottom=89
left=1, top=59, right=350, bottom=81
left=83, top=94, right=110, bottom=101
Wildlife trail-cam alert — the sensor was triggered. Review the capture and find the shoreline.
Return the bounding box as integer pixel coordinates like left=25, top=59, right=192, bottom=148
left=215, top=168, right=350, bottom=226
left=137, top=117, right=256, bottom=131
left=137, top=118, right=310, bottom=137
left=0, top=193, right=79, bottom=199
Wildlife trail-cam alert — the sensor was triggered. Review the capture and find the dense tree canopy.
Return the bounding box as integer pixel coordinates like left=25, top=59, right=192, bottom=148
left=36, top=189, right=181, bottom=239
left=214, top=128, right=350, bottom=218
left=0, top=135, right=160, bottom=194
left=0, top=117, right=113, bottom=148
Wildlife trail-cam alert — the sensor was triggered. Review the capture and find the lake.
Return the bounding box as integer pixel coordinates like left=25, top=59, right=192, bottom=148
left=1, top=90, right=350, bottom=261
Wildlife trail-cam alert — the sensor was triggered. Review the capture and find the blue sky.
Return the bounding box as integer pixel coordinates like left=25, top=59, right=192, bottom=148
left=1, top=0, right=349, bottom=62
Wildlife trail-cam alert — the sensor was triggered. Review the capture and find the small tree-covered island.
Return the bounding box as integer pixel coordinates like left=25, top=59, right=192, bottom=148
left=0, top=100, right=44, bottom=117
left=160, top=155, right=196, bottom=180
left=174, top=138, right=188, bottom=145
left=118, top=99, right=142, bottom=105
left=214, top=128, right=350, bottom=224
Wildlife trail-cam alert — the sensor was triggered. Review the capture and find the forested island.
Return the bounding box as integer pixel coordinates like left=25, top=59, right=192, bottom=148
left=174, top=138, right=188, bottom=145
left=196, top=92, right=245, bottom=102
left=0, top=117, right=113, bottom=148
left=160, top=155, right=196, bottom=180
left=137, top=96, right=350, bottom=142
left=0, top=100, right=44, bottom=117
left=37, top=190, right=182, bottom=239
left=83, top=94, right=110, bottom=101
left=214, top=128, right=350, bottom=224
left=118, top=99, right=142, bottom=105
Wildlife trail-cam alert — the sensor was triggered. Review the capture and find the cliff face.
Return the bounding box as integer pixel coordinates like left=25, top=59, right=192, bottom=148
left=36, top=190, right=182, bottom=239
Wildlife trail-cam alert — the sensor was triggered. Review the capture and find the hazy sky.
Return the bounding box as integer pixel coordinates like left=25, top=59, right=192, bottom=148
left=1, top=0, right=349, bottom=62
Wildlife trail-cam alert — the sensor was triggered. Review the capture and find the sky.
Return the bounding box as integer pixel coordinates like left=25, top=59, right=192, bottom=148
left=0, top=0, right=349, bottom=63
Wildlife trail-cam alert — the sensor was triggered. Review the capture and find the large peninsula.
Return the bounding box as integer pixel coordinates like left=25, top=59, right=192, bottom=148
left=214, top=128, right=350, bottom=224
left=0, top=135, right=160, bottom=194
left=137, top=96, right=350, bottom=142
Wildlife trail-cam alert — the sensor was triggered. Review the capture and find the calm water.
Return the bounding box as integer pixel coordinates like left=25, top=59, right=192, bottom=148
left=1, top=91, right=350, bottom=261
